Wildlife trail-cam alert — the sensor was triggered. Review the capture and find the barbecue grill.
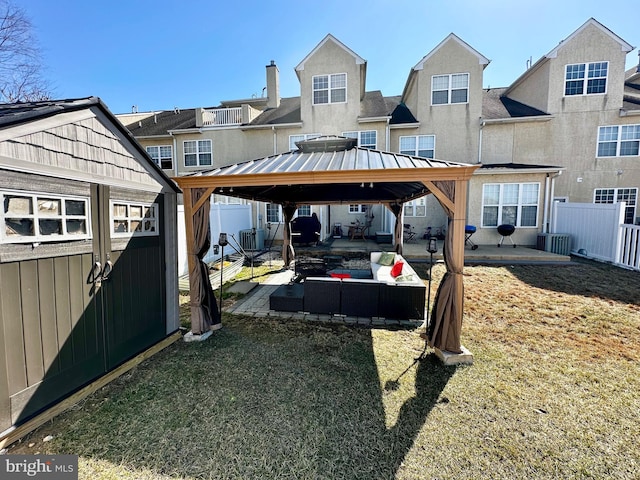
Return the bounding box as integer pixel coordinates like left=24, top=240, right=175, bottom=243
left=497, top=224, right=516, bottom=247
left=465, top=225, right=478, bottom=250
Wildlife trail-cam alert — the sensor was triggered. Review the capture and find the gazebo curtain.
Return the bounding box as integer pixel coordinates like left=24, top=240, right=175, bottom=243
left=387, top=202, right=404, bottom=255
left=427, top=181, right=463, bottom=353
left=282, top=203, right=297, bottom=267
left=189, top=188, right=221, bottom=334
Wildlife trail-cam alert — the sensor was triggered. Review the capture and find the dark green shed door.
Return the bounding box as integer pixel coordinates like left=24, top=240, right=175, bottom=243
left=0, top=177, right=166, bottom=429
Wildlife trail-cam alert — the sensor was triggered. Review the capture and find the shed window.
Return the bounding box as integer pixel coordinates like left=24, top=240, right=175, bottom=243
left=1, top=191, right=91, bottom=243
left=111, top=201, right=159, bottom=237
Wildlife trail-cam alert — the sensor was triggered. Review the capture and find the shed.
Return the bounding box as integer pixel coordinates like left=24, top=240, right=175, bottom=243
left=0, top=97, right=181, bottom=436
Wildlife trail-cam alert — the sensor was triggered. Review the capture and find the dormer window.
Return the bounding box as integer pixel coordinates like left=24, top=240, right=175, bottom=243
left=432, top=73, right=469, bottom=105
left=565, top=62, right=608, bottom=96
left=313, top=73, right=347, bottom=105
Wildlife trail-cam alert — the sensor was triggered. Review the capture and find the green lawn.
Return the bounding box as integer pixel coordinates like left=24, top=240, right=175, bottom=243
left=7, top=259, right=640, bottom=479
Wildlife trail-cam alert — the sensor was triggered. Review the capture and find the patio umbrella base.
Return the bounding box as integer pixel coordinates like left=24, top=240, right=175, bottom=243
left=434, top=345, right=474, bottom=365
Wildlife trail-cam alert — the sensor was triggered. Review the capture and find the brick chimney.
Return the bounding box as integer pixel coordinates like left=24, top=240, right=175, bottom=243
left=266, top=60, right=280, bottom=109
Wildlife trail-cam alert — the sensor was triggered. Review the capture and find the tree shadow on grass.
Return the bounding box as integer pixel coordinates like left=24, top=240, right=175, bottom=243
left=22, top=318, right=457, bottom=480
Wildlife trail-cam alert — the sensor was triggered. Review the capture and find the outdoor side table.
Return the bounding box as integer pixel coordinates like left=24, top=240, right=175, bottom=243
left=269, top=283, right=304, bottom=312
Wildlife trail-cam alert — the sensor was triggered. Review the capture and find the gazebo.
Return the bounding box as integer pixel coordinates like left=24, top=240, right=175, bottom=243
left=173, top=137, right=479, bottom=355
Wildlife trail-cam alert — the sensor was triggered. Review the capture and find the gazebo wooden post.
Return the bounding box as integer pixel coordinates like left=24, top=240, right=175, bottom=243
left=451, top=179, right=468, bottom=334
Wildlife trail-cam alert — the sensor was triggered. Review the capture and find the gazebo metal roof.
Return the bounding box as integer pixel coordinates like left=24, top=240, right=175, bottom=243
left=177, top=136, right=477, bottom=205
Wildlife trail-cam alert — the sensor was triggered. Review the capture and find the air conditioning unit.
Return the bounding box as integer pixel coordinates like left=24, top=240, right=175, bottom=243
left=239, top=229, right=265, bottom=251
left=537, top=233, right=571, bottom=255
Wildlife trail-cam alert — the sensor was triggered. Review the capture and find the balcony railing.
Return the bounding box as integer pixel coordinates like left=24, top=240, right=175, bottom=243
left=202, top=107, right=242, bottom=126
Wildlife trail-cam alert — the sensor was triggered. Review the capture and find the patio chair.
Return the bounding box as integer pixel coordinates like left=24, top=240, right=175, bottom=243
left=403, top=224, right=417, bottom=242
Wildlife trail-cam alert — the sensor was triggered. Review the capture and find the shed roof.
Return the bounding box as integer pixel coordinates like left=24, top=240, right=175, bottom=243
left=0, top=97, right=181, bottom=193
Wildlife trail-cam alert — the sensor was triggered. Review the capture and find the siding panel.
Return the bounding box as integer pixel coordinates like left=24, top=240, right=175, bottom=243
left=19, top=260, right=45, bottom=387
left=0, top=263, right=27, bottom=395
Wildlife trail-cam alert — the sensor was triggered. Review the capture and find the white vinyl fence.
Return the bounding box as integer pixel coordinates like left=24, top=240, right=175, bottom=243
left=552, top=202, right=640, bottom=271
left=177, top=203, right=252, bottom=276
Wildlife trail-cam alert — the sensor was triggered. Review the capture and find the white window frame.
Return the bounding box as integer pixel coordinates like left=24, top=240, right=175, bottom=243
left=403, top=197, right=427, bottom=217
left=565, top=61, right=608, bottom=96
left=1, top=190, right=92, bottom=244
left=597, top=124, right=640, bottom=157
left=481, top=183, right=540, bottom=228
left=146, top=145, right=173, bottom=170
left=289, top=133, right=321, bottom=151
left=399, top=135, right=435, bottom=158
left=431, top=73, right=469, bottom=105
left=111, top=201, right=159, bottom=238
left=348, top=205, right=368, bottom=214
left=594, top=187, right=637, bottom=225
left=312, top=73, right=347, bottom=105
left=266, top=203, right=282, bottom=224
left=343, top=130, right=377, bottom=149
left=297, top=205, right=311, bottom=217
left=183, top=139, right=212, bottom=167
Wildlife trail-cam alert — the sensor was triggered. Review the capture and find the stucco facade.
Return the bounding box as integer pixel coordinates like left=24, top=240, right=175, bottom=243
left=118, top=19, right=639, bottom=247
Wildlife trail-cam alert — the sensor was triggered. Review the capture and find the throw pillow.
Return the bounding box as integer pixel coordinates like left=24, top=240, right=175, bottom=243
left=330, top=272, right=351, bottom=279
left=395, top=274, right=415, bottom=283
left=377, top=252, right=396, bottom=266
left=390, top=261, right=404, bottom=278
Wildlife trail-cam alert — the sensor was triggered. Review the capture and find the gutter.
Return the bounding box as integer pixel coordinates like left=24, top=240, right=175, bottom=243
left=240, top=122, right=303, bottom=131
left=481, top=115, right=554, bottom=125
left=389, top=122, right=421, bottom=130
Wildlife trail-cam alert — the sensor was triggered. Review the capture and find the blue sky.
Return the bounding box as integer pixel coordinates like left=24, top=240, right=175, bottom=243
left=19, top=0, right=639, bottom=114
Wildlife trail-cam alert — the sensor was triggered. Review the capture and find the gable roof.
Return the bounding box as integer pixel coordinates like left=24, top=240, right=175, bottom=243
left=0, top=97, right=180, bottom=192
left=295, top=34, right=366, bottom=74
left=505, top=18, right=635, bottom=96
left=411, top=33, right=490, bottom=71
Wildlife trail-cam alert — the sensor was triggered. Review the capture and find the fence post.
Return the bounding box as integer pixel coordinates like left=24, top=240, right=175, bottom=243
left=613, top=202, right=625, bottom=265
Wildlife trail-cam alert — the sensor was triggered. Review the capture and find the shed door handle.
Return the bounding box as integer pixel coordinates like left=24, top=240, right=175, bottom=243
left=101, top=260, right=113, bottom=281
left=89, top=260, right=102, bottom=285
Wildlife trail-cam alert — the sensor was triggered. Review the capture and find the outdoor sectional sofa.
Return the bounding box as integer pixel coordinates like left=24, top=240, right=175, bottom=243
left=302, top=252, right=426, bottom=320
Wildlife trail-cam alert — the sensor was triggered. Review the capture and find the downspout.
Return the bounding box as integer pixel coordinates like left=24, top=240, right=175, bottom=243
left=385, top=117, right=390, bottom=151
left=543, top=171, right=562, bottom=233
left=478, top=118, right=485, bottom=164
left=170, top=132, right=178, bottom=178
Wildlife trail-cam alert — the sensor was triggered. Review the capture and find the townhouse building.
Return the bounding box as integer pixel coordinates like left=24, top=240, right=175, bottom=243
left=118, top=18, right=639, bottom=248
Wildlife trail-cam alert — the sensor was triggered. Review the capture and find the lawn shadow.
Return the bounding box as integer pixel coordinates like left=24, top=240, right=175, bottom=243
left=506, top=260, right=640, bottom=306
left=28, top=318, right=457, bottom=479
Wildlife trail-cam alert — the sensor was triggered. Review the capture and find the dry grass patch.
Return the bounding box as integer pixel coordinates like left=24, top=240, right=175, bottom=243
left=6, top=259, right=640, bottom=479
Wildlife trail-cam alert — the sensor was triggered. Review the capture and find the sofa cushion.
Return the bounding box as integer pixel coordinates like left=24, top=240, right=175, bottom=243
left=390, top=261, right=404, bottom=278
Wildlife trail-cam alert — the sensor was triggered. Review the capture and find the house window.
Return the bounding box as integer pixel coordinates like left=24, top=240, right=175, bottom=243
left=594, top=187, right=637, bottom=224
left=1, top=190, right=91, bottom=243
left=403, top=198, right=426, bottom=217
left=111, top=201, right=159, bottom=237
left=289, top=133, right=321, bottom=151
left=297, top=205, right=311, bottom=217
left=565, top=62, right=608, bottom=96
left=349, top=205, right=368, bottom=214
left=266, top=204, right=282, bottom=223
left=343, top=130, right=377, bottom=149
left=146, top=145, right=173, bottom=170
left=313, top=73, right=347, bottom=105
left=482, top=183, right=540, bottom=228
left=184, top=140, right=212, bottom=167
left=597, top=125, right=640, bottom=157
left=399, top=135, right=435, bottom=158
left=432, top=73, right=469, bottom=105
